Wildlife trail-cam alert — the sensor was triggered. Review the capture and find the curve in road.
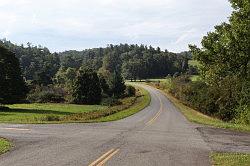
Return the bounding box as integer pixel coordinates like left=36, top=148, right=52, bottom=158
left=0, top=84, right=211, bottom=166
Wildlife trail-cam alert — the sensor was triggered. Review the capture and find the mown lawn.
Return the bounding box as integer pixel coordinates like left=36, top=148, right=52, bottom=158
left=0, top=138, right=11, bottom=155
left=0, top=104, right=107, bottom=123
left=211, top=153, right=250, bottom=166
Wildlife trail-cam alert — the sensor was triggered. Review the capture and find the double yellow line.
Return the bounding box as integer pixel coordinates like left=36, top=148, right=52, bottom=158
left=88, top=93, right=163, bottom=165
left=88, top=148, right=120, bottom=166
left=145, top=94, right=163, bottom=126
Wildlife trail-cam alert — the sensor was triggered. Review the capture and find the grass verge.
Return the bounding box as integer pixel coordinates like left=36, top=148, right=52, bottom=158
left=211, top=152, right=250, bottom=166
left=147, top=83, right=250, bottom=132
left=92, top=87, right=150, bottom=122
left=0, top=138, right=11, bottom=155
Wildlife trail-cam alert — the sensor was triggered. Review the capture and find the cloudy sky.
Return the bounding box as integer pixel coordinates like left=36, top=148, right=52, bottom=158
left=0, top=0, right=232, bottom=52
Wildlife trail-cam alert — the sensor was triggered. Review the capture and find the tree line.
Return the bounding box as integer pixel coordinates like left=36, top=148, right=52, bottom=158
left=0, top=40, right=190, bottom=83
left=0, top=40, right=190, bottom=105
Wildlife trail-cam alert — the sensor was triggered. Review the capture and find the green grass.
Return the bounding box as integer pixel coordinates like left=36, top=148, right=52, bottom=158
left=0, top=138, right=11, bottom=155
left=211, top=153, right=250, bottom=166
left=0, top=103, right=107, bottom=123
left=0, top=86, right=150, bottom=124
left=94, top=87, right=150, bottom=122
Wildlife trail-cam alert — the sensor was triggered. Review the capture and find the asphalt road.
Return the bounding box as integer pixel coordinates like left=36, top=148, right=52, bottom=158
left=0, top=84, right=220, bottom=166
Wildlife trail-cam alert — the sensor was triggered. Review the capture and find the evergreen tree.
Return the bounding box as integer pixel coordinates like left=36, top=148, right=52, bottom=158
left=110, top=70, right=126, bottom=98
left=72, top=68, right=101, bottom=104
left=0, top=45, right=27, bottom=104
left=99, top=74, right=111, bottom=97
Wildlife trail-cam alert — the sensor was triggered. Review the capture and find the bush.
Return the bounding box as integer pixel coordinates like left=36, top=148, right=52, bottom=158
left=125, top=85, right=136, bottom=97
left=233, top=105, right=250, bottom=125
left=27, top=86, right=65, bottom=103
left=41, top=115, right=61, bottom=121
left=101, top=97, right=121, bottom=106
left=168, top=75, right=250, bottom=122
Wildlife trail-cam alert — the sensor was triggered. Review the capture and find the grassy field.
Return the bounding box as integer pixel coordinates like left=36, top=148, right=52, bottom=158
left=0, top=138, right=11, bottom=155
left=0, top=104, right=106, bottom=123
left=211, top=153, right=250, bottom=166
left=0, top=87, right=150, bottom=124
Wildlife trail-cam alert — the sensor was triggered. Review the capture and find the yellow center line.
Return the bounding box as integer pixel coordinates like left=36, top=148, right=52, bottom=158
left=96, top=149, right=120, bottom=166
left=0, top=128, right=30, bottom=131
left=145, top=94, right=164, bottom=126
left=88, top=148, right=120, bottom=166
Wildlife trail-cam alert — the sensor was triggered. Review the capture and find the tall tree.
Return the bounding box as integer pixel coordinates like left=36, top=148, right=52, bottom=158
left=72, top=68, right=101, bottom=104
left=189, top=0, right=250, bottom=83
left=110, top=71, right=126, bottom=98
left=0, top=45, right=27, bottom=104
left=189, top=0, right=250, bottom=120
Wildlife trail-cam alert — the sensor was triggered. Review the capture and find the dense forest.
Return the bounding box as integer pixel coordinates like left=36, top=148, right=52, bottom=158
left=0, top=40, right=191, bottom=106
left=0, top=40, right=190, bottom=82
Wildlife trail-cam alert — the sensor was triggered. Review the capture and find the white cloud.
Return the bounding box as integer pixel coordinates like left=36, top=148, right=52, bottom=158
left=0, top=0, right=232, bottom=52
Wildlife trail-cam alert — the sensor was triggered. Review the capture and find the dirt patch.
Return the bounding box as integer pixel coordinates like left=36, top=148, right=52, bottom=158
left=197, top=127, right=250, bottom=153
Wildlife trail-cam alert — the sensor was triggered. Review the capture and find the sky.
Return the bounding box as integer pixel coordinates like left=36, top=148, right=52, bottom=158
left=0, top=0, right=232, bottom=53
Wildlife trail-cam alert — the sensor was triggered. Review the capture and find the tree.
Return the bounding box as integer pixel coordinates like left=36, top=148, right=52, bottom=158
left=99, top=73, right=111, bottom=97
left=189, top=0, right=250, bottom=122
left=0, top=45, right=27, bottom=104
left=72, top=68, right=101, bottom=104
left=54, top=67, right=77, bottom=89
left=33, top=69, right=53, bottom=86
left=189, top=0, right=250, bottom=83
left=110, top=70, right=126, bottom=98
left=102, top=51, right=121, bottom=73
left=121, top=60, right=133, bottom=81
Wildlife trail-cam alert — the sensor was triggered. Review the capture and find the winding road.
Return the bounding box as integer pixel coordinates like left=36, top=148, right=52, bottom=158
left=0, top=84, right=248, bottom=166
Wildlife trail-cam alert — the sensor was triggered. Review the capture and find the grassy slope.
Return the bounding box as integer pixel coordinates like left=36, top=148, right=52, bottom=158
left=0, top=138, right=11, bottom=155
left=93, top=87, right=150, bottom=122
left=211, top=153, right=250, bottom=166
left=0, top=104, right=106, bottom=123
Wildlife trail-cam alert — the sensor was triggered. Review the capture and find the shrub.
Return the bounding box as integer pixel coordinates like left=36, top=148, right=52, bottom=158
left=233, top=105, right=250, bottom=125
left=101, top=97, right=121, bottom=106
left=168, top=75, right=250, bottom=122
left=27, top=86, right=65, bottom=103
left=41, top=115, right=61, bottom=121
left=125, top=85, right=136, bottom=97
